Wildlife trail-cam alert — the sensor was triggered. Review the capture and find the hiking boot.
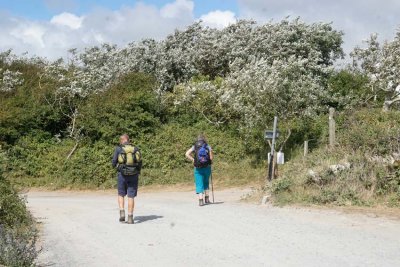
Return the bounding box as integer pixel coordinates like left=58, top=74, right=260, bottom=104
left=205, top=196, right=211, bottom=204
left=119, top=210, right=125, bottom=222
left=127, top=215, right=134, bottom=224
left=199, top=199, right=204, bottom=206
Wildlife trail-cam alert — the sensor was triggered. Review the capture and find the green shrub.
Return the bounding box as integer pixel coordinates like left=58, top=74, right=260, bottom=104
left=79, top=73, right=161, bottom=143
left=140, top=122, right=245, bottom=169
left=312, top=189, right=339, bottom=204
left=338, top=109, right=400, bottom=154
left=0, top=63, right=65, bottom=145
left=0, top=165, right=38, bottom=266
left=7, top=136, right=114, bottom=188
left=0, top=182, right=31, bottom=228
left=0, top=226, right=38, bottom=267
left=312, top=188, right=365, bottom=206
left=271, top=178, right=292, bottom=193
left=327, top=69, right=371, bottom=109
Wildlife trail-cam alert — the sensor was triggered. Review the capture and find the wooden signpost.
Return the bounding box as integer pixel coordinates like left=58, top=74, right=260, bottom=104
left=265, top=116, right=278, bottom=181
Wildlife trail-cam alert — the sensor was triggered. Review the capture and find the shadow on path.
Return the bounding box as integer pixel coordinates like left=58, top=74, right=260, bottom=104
left=207, top=202, right=224, bottom=205
left=134, top=215, right=163, bottom=224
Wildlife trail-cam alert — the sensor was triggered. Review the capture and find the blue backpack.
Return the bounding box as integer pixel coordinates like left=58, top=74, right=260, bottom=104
left=194, top=140, right=211, bottom=168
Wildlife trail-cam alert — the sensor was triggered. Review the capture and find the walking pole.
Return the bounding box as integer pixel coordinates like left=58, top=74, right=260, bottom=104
left=210, top=170, right=215, bottom=203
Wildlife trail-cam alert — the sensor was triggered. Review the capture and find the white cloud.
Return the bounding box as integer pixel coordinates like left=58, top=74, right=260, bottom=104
left=160, top=0, right=194, bottom=19
left=200, top=10, right=236, bottom=28
left=0, top=0, right=198, bottom=59
left=10, top=22, right=46, bottom=48
left=238, top=0, right=400, bottom=55
left=50, top=12, right=83, bottom=29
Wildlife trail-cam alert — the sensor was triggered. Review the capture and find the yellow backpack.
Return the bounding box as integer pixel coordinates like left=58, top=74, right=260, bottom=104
left=118, top=144, right=142, bottom=175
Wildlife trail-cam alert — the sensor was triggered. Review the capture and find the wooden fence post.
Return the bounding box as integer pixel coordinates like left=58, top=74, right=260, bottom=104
left=329, top=107, right=336, bottom=149
left=304, top=140, right=309, bottom=157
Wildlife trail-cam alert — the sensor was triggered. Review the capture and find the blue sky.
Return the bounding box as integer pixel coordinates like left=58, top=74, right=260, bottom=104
left=0, top=0, right=239, bottom=20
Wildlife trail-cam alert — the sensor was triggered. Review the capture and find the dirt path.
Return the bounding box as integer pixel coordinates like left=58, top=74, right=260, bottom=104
left=27, top=189, right=400, bottom=267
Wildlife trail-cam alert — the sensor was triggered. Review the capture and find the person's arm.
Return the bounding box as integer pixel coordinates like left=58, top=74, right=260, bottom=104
left=208, top=145, right=214, bottom=162
left=112, top=147, right=120, bottom=168
left=185, top=147, right=194, bottom=163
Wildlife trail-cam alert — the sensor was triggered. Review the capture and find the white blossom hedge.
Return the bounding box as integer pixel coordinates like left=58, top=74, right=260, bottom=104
left=352, top=31, right=400, bottom=111
left=169, top=19, right=344, bottom=129
left=8, top=18, right=400, bottom=132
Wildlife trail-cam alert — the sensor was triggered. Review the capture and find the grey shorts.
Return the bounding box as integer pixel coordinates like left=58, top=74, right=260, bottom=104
left=117, top=173, right=139, bottom=198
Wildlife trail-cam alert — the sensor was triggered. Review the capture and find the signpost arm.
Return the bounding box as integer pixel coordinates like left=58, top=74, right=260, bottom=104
left=268, top=116, right=278, bottom=181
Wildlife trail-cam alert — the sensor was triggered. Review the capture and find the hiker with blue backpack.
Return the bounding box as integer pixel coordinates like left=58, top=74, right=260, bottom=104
left=185, top=134, right=214, bottom=206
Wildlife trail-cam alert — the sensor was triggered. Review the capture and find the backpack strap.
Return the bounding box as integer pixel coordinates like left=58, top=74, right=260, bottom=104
left=132, top=146, right=140, bottom=163
left=119, top=144, right=127, bottom=164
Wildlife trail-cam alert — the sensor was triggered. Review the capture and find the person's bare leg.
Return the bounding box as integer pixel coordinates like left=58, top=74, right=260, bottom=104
left=118, top=196, right=125, bottom=209
left=128, top=197, right=135, bottom=214
left=118, top=196, right=125, bottom=222
left=127, top=197, right=135, bottom=224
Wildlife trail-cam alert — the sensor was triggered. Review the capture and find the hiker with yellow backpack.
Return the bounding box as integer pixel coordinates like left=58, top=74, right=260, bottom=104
left=112, top=134, right=142, bottom=224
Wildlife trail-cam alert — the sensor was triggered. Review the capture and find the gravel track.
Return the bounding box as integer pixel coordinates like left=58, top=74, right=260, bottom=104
left=27, top=189, right=400, bottom=267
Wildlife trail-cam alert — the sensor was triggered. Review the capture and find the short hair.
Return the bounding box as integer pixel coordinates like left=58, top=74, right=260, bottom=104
left=197, top=133, right=206, bottom=142
left=120, top=134, right=130, bottom=141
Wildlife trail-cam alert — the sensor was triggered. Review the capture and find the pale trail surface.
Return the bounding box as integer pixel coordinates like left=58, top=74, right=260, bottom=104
left=27, top=189, right=400, bottom=267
